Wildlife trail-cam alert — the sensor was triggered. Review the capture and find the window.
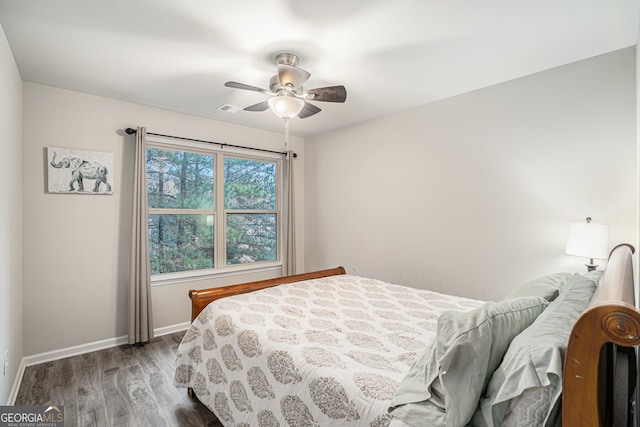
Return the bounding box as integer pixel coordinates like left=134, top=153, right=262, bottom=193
left=224, top=157, right=277, bottom=265
left=146, top=143, right=280, bottom=278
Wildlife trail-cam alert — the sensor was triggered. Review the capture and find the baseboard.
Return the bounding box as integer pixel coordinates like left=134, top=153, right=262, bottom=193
left=6, top=359, right=26, bottom=405
left=153, top=322, right=190, bottom=337
left=23, top=335, right=130, bottom=368
left=8, top=322, right=191, bottom=405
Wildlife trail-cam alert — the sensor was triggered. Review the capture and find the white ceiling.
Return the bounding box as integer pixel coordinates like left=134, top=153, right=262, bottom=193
left=0, top=0, right=638, bottom=137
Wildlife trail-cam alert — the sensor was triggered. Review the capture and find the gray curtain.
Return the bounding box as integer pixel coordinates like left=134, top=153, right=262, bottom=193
left=128, top=126, right=154, bottom=344
left=282, top=151, right=296, bottom=276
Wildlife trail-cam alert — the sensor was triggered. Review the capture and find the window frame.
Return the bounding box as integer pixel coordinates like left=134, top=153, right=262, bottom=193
left=146, top=137, right=283, bottom=286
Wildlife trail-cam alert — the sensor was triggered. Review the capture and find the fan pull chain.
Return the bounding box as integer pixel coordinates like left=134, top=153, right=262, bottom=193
left=284, top=118, right=290, bottom=157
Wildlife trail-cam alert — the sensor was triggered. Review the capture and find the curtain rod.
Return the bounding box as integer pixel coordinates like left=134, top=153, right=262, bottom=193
left=124, top=128, right=297, bottom=158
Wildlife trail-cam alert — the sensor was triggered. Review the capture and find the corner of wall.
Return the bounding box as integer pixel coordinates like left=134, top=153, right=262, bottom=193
left=0, top=20, right=24, bottom=405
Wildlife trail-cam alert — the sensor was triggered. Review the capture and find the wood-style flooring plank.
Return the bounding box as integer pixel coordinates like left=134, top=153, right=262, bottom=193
left=15, top=332, right=223, bottom=427
left=76, top=351, right=109, bottom=427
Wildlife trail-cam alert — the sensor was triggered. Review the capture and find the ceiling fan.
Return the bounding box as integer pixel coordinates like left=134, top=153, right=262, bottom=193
left=224, top=53, right=347, bottom=119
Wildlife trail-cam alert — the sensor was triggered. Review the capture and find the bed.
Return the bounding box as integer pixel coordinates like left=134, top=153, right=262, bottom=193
left=174, top=243, right=639, bottom=426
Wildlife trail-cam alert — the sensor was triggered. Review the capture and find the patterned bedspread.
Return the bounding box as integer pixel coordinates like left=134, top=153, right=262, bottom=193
left=174, top=274, right=482, bottom=427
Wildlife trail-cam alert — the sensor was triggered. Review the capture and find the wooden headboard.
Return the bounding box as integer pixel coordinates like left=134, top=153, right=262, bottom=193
left=563, top=243, right=639, bottom=426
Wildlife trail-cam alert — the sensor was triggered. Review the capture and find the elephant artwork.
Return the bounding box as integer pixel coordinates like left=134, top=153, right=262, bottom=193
left=47, top=147, right=114, bottom=194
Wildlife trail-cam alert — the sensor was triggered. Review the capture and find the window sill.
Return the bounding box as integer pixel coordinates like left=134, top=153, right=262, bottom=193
left=150, top=262, right=283, bottom=287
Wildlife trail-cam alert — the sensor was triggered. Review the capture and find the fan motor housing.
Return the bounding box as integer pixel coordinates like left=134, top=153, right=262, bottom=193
left=270, top=75, right=299, bottom=94
left=269, top=75, right=281, bottom=92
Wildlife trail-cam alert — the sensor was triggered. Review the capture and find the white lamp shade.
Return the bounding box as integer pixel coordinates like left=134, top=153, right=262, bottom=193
left=268, top=96, right=304, bottom=119
left=565, top=221, right=609, bottom=259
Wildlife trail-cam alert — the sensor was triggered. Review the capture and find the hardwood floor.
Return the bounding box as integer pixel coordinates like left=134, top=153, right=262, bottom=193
left=15, top=332, right=222, bottom=427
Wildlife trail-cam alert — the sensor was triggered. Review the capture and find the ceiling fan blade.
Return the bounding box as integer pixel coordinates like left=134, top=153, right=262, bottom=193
left=307, top=85, right=347, bottom=102
left=298, top=102, right=321, bottom=119
left=225, top=81, right=270, bottom=94
left=278, top=64, right=311, bottom=90
left=243, top=101, right=270, bottom=112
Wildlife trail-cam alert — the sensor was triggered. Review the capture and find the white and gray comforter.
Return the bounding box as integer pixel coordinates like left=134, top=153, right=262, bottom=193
left=174, top=274, right=482, bottom=427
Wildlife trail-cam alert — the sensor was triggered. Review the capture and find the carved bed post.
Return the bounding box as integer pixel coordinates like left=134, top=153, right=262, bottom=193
left=563, top=244, right=639, bottom=426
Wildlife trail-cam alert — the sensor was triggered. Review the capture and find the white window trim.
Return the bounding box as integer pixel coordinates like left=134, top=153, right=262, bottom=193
left=150, top=261, right=283, bottom=287
left=146, top=137, right=283, bottom=285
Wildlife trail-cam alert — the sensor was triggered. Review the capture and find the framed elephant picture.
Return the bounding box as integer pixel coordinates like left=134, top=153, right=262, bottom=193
left=47, top=147, right=114, bottom=194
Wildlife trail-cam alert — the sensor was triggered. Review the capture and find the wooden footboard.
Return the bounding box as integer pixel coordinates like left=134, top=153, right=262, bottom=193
left=189, top=266, right=346, bottom=322
left=563, top=243, right=639, bottom=426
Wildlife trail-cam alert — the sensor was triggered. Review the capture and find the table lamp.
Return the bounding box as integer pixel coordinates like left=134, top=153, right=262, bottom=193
left=565, top=217, right=609, bottom=271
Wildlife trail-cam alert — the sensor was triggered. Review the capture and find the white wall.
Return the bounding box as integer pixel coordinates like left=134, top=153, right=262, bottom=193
left=305, top=47, right=637, bottom=301
left=22, top=83, right=305, bottom=356
left=17, top=46, right=638, bottom=357
left=0, top=22, right=23, bottom=403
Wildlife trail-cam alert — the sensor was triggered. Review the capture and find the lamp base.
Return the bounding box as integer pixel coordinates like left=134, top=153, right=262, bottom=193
left=585, top=263, right=598, bottom=272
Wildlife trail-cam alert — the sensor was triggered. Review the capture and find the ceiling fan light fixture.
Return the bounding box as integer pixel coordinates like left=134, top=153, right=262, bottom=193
left=226, top=53, right=345, bottom=120
left=268, top=95, right=305, bottom=119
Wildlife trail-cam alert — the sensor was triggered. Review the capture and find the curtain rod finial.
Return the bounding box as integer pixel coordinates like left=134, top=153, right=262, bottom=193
left=125, top=128, right=137, bottom=135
